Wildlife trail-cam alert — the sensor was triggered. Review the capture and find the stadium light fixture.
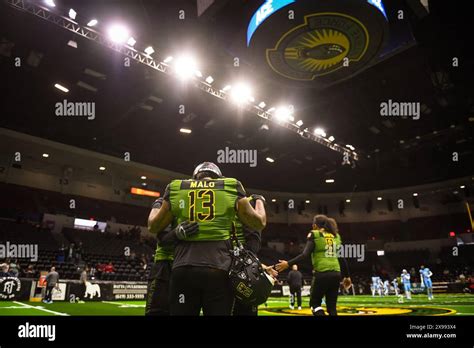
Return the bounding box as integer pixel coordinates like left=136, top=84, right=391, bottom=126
left=87, top=19, right=98, bottom=27
left=314, top=128, right=326, bottom=137
left=163, top=56, right=173, bottom=63
left=460, top=185, right=465, bottom=189
left=271, top=199, right=276, bottom=202
left=42, top=153, right=49, bottom=158
left=296, top=120, right=303, bottom=127
left=377, top=197, right=382, bottom=201
left=127, top=37, right=136, bottom=47
left=174, top=56, right=198, bottom=80
left=328, top=136, right=335, bottom=142
left=413, top=193, right=418, bottom=196
left=107, top=24, right=130, bottom=44
left=54, top=83, right=69, bottom=93
left=230, top=83, right=252, bottom=105
left=144, top=46, right=155, bottom=55
left=274, top=106, right=292, bottom=122
left=68, top=9, right=77, bottom=20
left=205, top=76, right=214, bottom=84
left=266, top=157, right=275, bottom=163
left=345, top=199, right=351, bottom=203
left=99, top=166, right=106, bottom=171
left=180, top=128, right=192, bottom=134
left=305, top=200, right=310, bottom=204
left=141, top=176, right=147, bottom=180
left=258, top=101, right=266, bottom=108
left=67, top=40, right=78, bottom=48
left=325, top=179, right=334, bottom=183
left=44, top=0, right=55, bottom=7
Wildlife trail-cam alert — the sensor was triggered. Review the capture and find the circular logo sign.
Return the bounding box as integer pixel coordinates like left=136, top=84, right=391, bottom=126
left=266, top=13, right=369, bottom=81
left=0, top=277, right=21, bottom=299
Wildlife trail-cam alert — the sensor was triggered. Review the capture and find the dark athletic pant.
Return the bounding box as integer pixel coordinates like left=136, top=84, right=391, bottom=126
left=290, top=286, right=302, bottom=307
left=44, top=285, right=55, bottom=302
left=145, top=261, right=172, bottom=316
left=169, top=266, right=234, bottom=316
left=310, top=271, right=341, bottom=316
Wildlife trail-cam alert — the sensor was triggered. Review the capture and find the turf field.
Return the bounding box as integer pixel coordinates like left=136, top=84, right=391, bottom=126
left=0, top=294, right=473, bottom=316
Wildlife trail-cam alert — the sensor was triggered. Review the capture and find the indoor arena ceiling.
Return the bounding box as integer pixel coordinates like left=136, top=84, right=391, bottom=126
left=0, top=0, right=472, bottom=193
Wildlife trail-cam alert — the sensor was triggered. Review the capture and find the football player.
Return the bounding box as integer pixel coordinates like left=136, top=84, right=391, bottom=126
left=148, top=162, right=266, bottom=315
left=401, top=269, right=412, bottom=300
left=419, top=265, right=434, bottom=300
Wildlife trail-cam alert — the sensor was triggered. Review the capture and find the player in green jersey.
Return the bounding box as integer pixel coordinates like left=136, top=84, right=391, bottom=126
left=145, top=197, right=199, bottom=316
left=148, top=162, right=266, bottom=315
left=275, top=215, right=351, bottom=316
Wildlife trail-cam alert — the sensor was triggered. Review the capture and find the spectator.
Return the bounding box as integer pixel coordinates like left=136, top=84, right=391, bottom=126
left=0, top=263, right=11, bottom=277
left=79, top=267, right=87, bottom=294
left=43, top=266, right=59, bottom=304
left=25, top=264, right=36, bottom=278
left=8, top=259, right=20, bottom=277
left=104, top=262, right=115, bottom=274
left=67, top=243, right=75, bottom=261
left=459, top=273, right=466, bottom=283
left=75, top=242, right=83, bottom=261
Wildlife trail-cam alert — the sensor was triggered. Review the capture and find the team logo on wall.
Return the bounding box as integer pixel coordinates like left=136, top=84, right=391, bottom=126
left=0, top=277, right=21, bottom=299
left=266, top=13, right=369, bottom=81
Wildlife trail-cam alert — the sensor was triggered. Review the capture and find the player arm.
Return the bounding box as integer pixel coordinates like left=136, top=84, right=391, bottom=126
left=276, top=235, right=315, bottom=271
left=236, top=185, right=266, bottom=232
left=148, top=187, right=174, bottom=236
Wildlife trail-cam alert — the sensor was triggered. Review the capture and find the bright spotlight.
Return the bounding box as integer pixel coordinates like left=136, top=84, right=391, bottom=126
left=68, top=9, right=77, bottom=20
left=305, top=200, right=310, bottom=204
left=107, top=24, right=130, bottom=44
left=141, top=176, right=147, bottom=180
left=54, top=83, right=69, bottom=93
left=325, top=179, right=334, bottom=183
left=345, top=199, right=351, bottom=203
left=144, top=46, right=155, bottom=55
left=205, top=76, right=214, bottom=84
left=271, top=199, right=276, bottom=202
left=44, top=0, right=55, bottom=7
left=413, top=193, right=418, bottom=196
left=174, top=56, right=198, bottom=80
left=222, top=85, right=232, bottom=92
left=230, top=83, right=252, bottom=104
left=42, top=153, right=49, bottom=158
left=195, top=70, right=203, bottom=78
left=99, top=166, right=106, bottom=171
left=314, top=128, right=326, bottom=137
left=127, top=37, right=136, bottom=47
left=296, top=120, right=303, bottom=127
left=328, top=135, right=335, bottom=142
left=266, top=157, right=275, bottom=163
left=87, top=19, right=98, bottom=27
left=163, top=56, right=173, bottom=63
left=180, top=128, right=192, bottom=134
left=377, top=197, right=382, bottom=201
left=274, top=106, right=292, bottom=122
left=258, top=101, right=266, bottom=108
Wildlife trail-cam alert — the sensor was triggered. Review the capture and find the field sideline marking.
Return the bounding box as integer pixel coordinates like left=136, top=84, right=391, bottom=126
left=102, top=301, right=145, bottom=308
left=13, top=301, right=70, bottom=316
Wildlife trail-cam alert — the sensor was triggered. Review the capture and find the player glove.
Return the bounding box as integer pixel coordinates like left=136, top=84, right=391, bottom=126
left=250, top=194, right=266, bottom=205
left=173, top=221, right=199, bottom=240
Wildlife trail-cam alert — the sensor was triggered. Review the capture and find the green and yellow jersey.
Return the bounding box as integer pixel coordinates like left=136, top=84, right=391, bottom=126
left=164, top=177, right=246, bottom=242
left=310, top=229, right=342, bottom=273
